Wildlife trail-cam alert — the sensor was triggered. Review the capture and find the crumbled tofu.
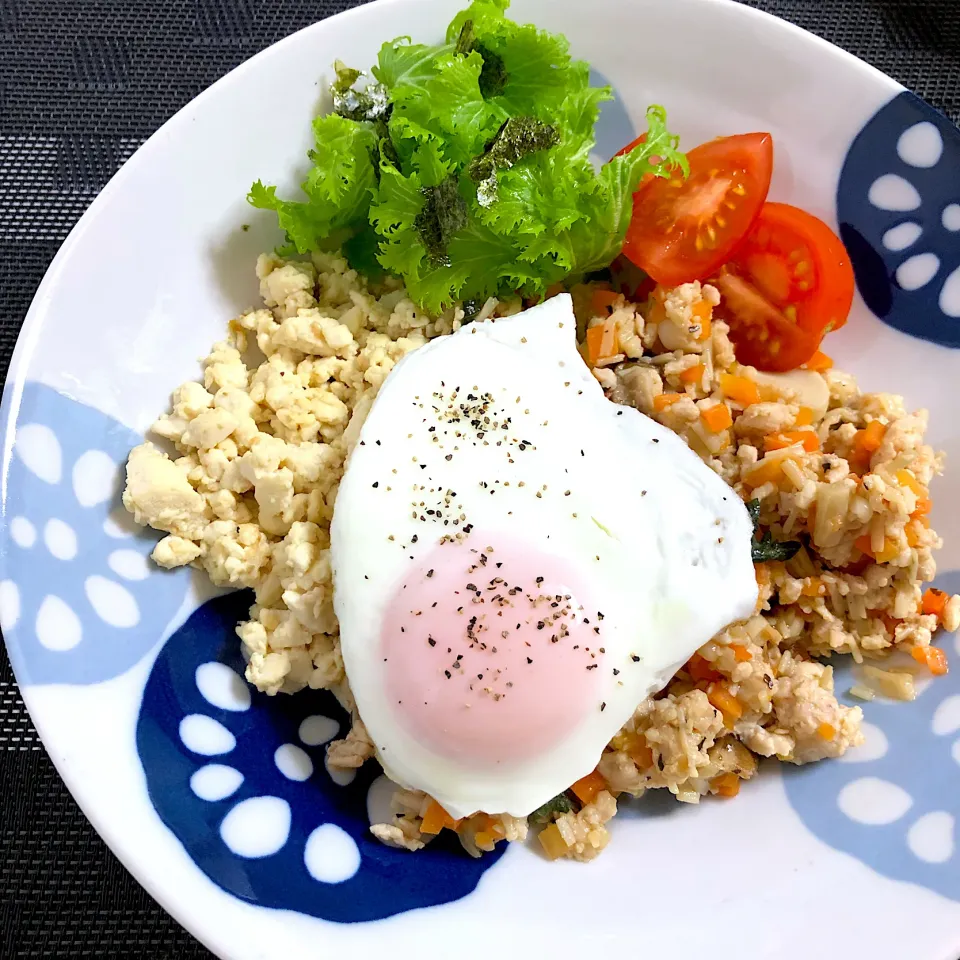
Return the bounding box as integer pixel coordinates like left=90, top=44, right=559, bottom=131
left=123, top=442, right=210, bottom=540
left=151, top=535, right=202, bottom=569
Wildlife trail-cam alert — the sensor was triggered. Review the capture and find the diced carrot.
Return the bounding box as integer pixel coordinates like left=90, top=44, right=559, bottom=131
left=895, top=468, right=926, bottom=497
left=875, top=538, right=900, bottom=564
left=743, top=455, right=796, bottom=489
left=730, top=643, right=753, bottom=662
left=653, top=392, right=683, bottom=412
left=600, top=324, right=618, bottom=362
left=719, top=372, right=761, bottom=407
left=691, top=299, right=713, bottom=341
left=538, top=823, right=569, bottom=860
left=817, top=722, right=837, bottom=741
left=584, top=318, right=618, bottom=367
left=913, top=497, right=932, bottom=518
left=711, top=772, right=741, bottom=798
left=795, top=406, right=814, bottom=427
left=420, top=799, right=460, bottom=835
left=794, top=430, right=821, bottom=453
left=803, top=350, right=834, bottom=372
left=922, top=587, right=948, bottom=619
left=850, top=421, right=886, bottom=472
left=691, top=299, right=712, bottom=321
left=570, top=770, right=607, bottom=805
left=707, top=682, right=743, bottom=725
left=854, top=534, right=898, bottom=563
left=680, top=363, right=705, bottom=384
left=701, top=402, right=733, bottom=433
left=801, top=577, right=824, bottom=597
left=854, top=419, right=886, bottom=455
left=591, top=287, right=621, bottom=314
left=842, top=554, right=872, bottom=576
left=755, top=383, right=782, bottom=403
left=906, top=522, right=923, bottom=548
left=912, top=644, right=949, bottom=676
left=687, top=652, right=723, bottom=683
left=881, top=613, right=901, bottom=637
left=473, top=813, right=504, bottom=837
left=927, top=646, right=949, bottom=676
left=625, top=733, right=654, bottom=769
left=765, top=430, right=820, bottom=453
left=585, top=325, right=604, bottom=367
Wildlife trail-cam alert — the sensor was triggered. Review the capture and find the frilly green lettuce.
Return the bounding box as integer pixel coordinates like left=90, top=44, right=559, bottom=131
left=249, top=0, right=686, bottom=314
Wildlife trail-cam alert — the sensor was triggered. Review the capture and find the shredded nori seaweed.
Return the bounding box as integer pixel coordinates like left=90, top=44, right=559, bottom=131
left=331, top=60, right=392, bottom=124
left=746, top=498, right=802, bottom=563
left=414, top=173, right=468, bottom=264
left=468, top=117, right=559, bottom=206
left=529, top=792, right=575, bottom=825
left=476, top=43, right=507, bottom=98
left=455, top=19, right=507, bottom=98
left=455, top=18, right=476, bottom=56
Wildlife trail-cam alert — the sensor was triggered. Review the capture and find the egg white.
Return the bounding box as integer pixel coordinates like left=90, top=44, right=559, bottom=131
left=330, top=295, right=756, bottom=818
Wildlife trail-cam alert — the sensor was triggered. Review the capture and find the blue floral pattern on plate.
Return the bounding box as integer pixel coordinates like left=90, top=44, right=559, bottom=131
left=0, top=382, right=189, bottom=685
left=783, top=571, right=960, bottom=901
left=837, top=91, right=960, bottom=347
left=589, top=67, right=636, bottom=161
left=137, top=590, right=505, bottom=923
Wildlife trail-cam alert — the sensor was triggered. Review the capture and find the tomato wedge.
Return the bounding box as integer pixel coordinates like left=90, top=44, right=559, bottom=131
left=621, top=133, right=774, bottom=287
left=720, top=202, right=855, bottom=336
left=712, top=267, right=822, bottom=372
left=711, top=203, right=855, bottom=371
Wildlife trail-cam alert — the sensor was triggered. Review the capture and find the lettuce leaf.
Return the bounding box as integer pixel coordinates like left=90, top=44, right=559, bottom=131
left=249, top=113, right=378, bottom=254
left=250, top=0, right=686, bottom=314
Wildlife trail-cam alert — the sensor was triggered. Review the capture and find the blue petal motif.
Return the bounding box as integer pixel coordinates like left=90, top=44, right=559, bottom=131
left=589, top=68, right=636, bottom=161
left=783, top=570, right=960, bottom=901
left=0, top=381, right=190, bottom=686
left=137, top=591, right=505, bottom=923
left=837, top=91, right=960, bottom=347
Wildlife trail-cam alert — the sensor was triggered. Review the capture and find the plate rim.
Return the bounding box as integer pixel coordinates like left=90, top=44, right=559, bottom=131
left=0, top=0, right=925, bottom=955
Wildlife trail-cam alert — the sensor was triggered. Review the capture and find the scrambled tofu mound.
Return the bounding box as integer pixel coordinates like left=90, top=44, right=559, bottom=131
left=124, top=255, right=960, bottom=863
left=124, top=252, right=473, bottom=704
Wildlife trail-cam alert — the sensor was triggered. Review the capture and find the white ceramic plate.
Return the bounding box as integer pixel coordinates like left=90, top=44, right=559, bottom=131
left=3, top=0, right=960, bottom=957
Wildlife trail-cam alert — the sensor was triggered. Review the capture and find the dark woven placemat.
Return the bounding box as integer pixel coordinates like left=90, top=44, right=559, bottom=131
left=1, top=1, right=958, bottom=956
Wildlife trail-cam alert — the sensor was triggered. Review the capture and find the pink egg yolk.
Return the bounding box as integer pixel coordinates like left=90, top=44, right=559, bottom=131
left=381, top=536, right=609, bottom=767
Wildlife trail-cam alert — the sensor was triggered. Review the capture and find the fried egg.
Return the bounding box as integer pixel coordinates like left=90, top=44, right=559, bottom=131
left=330, top=295, right=756, bottom=819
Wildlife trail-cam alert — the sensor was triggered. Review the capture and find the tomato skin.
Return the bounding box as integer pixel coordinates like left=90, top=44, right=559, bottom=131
left=621, top=132, right=774, bottom=287
left=712, top=202, right=856, bottom=371
left=725, top=202, right=855, bottom=336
